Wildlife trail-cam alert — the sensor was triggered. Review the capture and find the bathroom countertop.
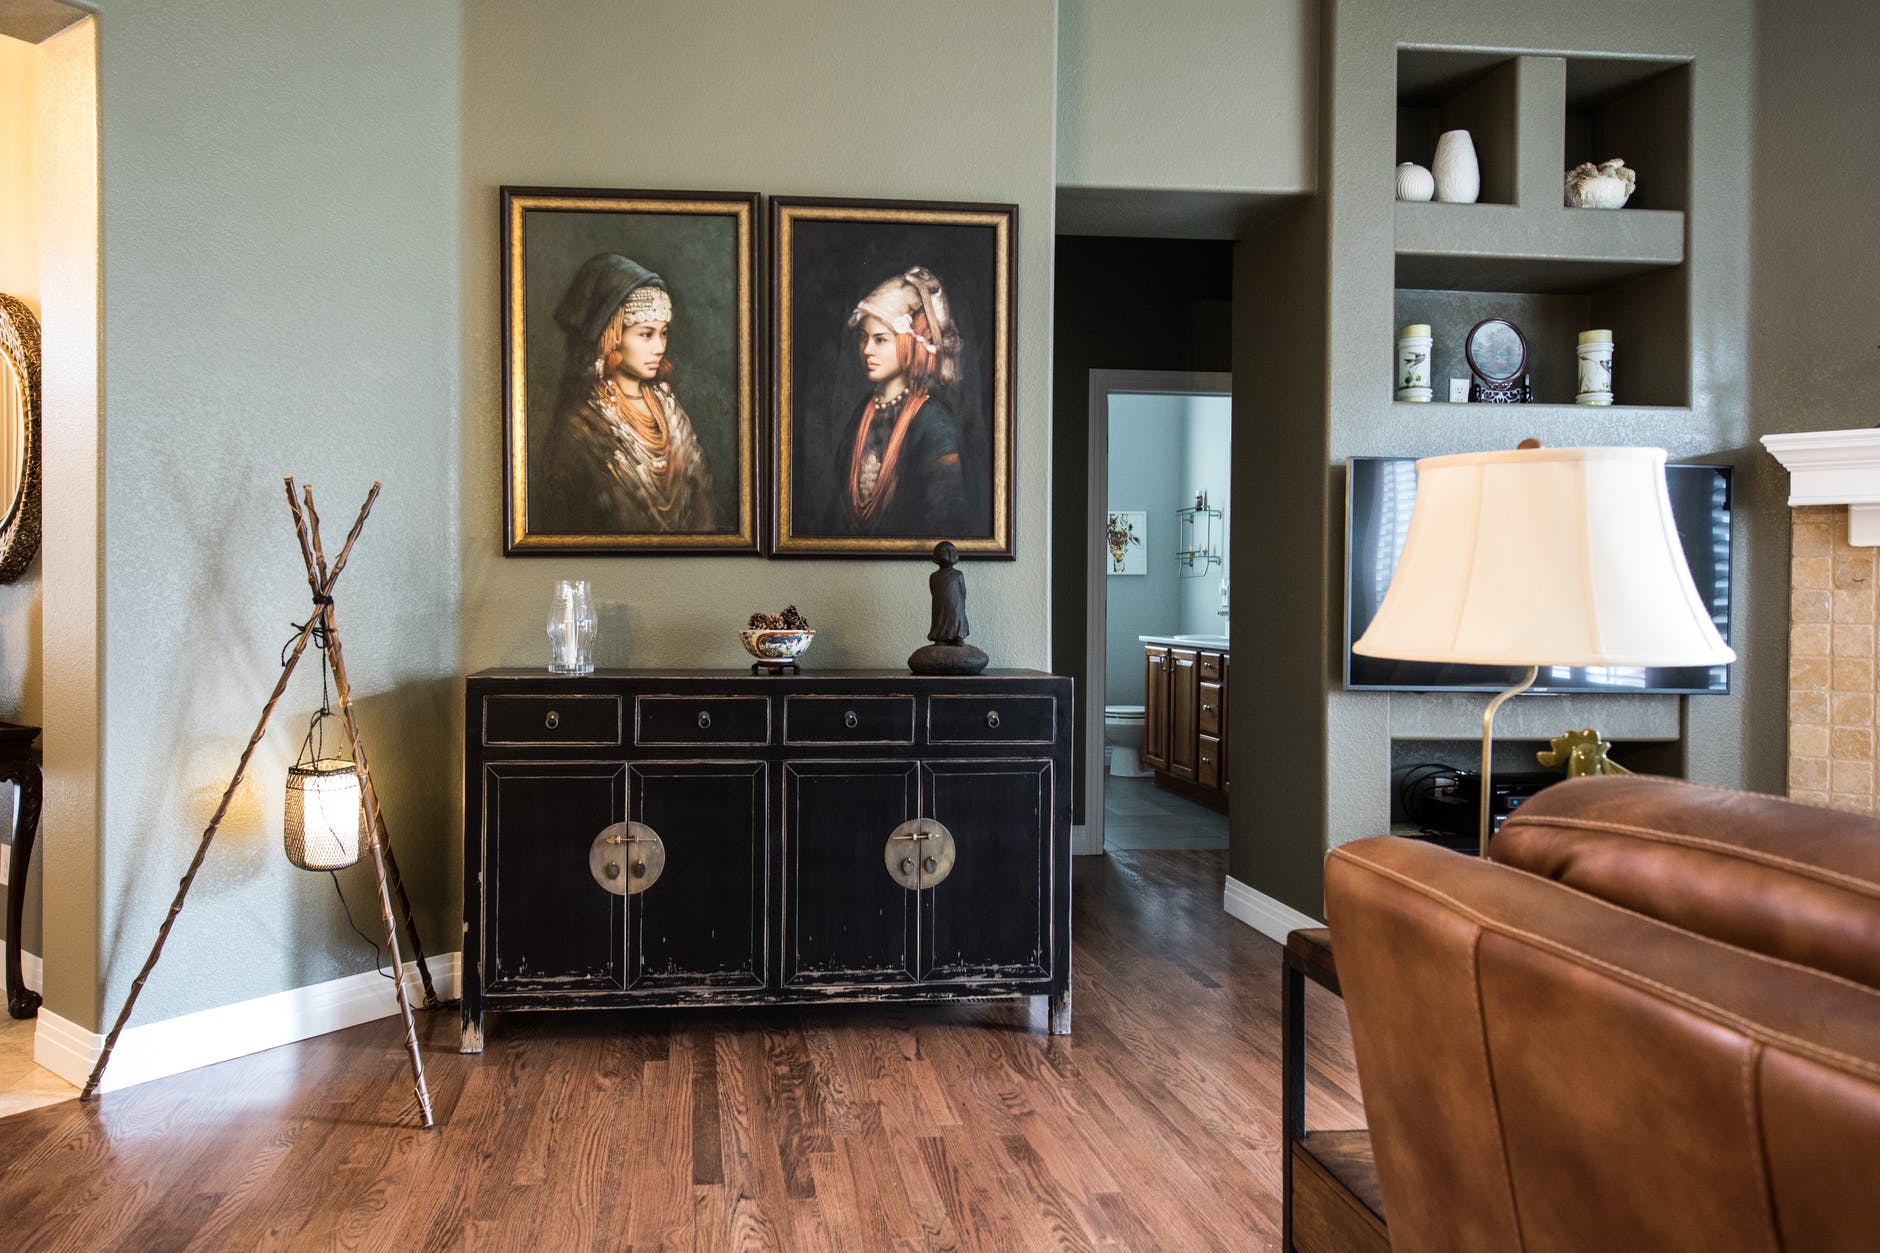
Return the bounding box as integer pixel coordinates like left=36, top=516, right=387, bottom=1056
left=1137, top=634, right=1231, bottom=650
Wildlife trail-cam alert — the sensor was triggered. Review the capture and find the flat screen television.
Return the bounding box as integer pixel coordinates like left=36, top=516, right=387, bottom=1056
left=1345, top=456, right=1733, bottom=694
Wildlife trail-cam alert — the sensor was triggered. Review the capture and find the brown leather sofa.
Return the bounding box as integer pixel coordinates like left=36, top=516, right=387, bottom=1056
left=1323, top=775, right=1880, bottom=1253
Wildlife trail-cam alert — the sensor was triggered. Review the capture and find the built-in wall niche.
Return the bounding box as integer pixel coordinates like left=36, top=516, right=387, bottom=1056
left=1386, top=736, right=1684, bottom=829
left=1392, top=268, right=1689, bottom=408
left=1564, top=58, right=1691, bottom=213
left=1395, top=50, right=1517, bottom=205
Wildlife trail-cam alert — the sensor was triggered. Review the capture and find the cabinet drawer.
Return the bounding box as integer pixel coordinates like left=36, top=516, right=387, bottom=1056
left=927, top=694, right=1056, bottom=744
left=635, top=696, right=771, bottom=746
left=784, top=695, right=916, bottom=744
left=1198, top=734, right=1223, bottom=790
left=1198, top=681, right=1223, bottom=737
left=1198, top=653, right=1223, bottom=682
left=482, top=695, right=622, bottom=747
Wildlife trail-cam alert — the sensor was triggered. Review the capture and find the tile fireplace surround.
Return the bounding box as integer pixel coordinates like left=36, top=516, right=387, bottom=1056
left=1766, top=430, right=1880, bottom=811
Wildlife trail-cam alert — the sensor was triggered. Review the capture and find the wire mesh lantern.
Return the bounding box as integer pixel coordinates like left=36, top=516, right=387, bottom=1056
left=284, top=755, right=366, bottom=870
left=284, top=659, right=366, bottom=872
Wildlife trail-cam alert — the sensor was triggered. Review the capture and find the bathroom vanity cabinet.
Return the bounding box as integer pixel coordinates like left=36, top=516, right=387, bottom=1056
left=461, top=669, right=1073, bottom=1051
left=1140, top=640, right=1229, bottom=807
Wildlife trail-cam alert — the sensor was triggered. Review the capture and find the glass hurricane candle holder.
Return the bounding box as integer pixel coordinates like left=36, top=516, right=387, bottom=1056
left=547, top=578, right=596, bottom=675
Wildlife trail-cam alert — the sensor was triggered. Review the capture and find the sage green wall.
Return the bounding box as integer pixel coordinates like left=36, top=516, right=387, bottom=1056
left=88, top=0, right=464, bottom=1028
left=1750, top=4, right=1880, bottom=440
left=457, top=0, right=1058, bottom=676
left=1056, top=0, right=1317, bottom=195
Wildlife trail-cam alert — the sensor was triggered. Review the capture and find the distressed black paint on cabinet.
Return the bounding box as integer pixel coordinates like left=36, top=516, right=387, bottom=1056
left=463, top=669, right=1072, bottom=1048
left=922, top=760, right=1051, bottom=982
left=627, top=761, right=767, bottom=991
left=783, top=760, right=919, bottom=986
left=484, top=760, right=626, bottom=990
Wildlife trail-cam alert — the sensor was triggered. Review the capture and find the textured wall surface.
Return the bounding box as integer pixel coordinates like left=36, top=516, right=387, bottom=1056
left=92, top=0, right=464, bottom=1028
left=457, top=0, right=1058, bottom=677
left=1786, top=506, right=1876, bottom=808
left=1056, top=0, right=1316, bottom=195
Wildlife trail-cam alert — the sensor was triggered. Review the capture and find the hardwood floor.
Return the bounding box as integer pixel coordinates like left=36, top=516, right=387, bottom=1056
left=0, top=1014, right=76, bottom=1119
left=0, top=851, right=1362, bottom=1251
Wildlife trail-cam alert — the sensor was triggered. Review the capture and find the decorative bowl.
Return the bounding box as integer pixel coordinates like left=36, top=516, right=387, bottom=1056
left=740, top=628, right=815, bottom=661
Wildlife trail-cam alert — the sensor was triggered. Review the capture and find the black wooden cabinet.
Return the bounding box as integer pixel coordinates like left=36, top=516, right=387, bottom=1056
left=463, top=670, right=1072, bottom=1051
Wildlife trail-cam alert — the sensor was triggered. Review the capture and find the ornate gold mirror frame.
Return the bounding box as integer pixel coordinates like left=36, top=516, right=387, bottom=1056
left=0, top=294, right=42, bottom=581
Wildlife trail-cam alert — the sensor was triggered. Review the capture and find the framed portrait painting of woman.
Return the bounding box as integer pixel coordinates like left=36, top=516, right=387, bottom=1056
left=771, top=197, right=1015, bottom=558
left=503, top=186, right=760, bottom=554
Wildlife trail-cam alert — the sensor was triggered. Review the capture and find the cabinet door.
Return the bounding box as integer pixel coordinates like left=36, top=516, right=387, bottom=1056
left=484, top=760, right=626, bottom=991
left=1143, top=646, right=1170, bottom=769
left=782, top=760, right=919, bottom=987
left=625, top=761, right=766, bottom=992
left=920, top=760, right=1052, bottom=984
left=1169, top=648, right=1200, bottom=780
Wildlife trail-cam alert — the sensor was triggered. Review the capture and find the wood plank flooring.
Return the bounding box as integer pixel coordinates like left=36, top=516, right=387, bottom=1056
left=0, top=851, right=1362, bottom=1251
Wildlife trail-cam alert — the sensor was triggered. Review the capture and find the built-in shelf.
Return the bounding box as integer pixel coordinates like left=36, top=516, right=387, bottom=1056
left=1394, top=202, right=1685, bottom=293
left=1391, top=48, right=1693, bottom=409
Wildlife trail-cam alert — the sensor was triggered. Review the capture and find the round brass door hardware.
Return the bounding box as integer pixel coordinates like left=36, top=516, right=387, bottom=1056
left=589, top=821, right=666, bottom=895
left=884, top=817, right=956, bottom=890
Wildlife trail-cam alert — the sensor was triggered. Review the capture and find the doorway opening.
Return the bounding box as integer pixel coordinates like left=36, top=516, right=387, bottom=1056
left=1084, top=370, right=1231, bottom=855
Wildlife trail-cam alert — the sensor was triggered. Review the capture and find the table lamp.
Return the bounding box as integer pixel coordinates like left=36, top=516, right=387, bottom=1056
left=1352, top=444, right=1735, bottom=856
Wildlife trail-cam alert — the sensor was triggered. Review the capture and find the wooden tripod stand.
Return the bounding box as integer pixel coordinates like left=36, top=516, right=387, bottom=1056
left=81, top=479, right=438, bottom=1129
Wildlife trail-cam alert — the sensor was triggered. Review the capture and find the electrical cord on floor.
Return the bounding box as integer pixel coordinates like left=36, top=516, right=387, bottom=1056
left=328, top=870, right=395, bottom=982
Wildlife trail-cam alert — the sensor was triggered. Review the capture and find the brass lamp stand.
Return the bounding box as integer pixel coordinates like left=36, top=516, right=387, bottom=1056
left=81, top=479, right=438, bottom=1128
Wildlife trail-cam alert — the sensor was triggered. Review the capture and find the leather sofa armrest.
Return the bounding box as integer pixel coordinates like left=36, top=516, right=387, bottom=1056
left=1493, top=775, right=1880, bottom=988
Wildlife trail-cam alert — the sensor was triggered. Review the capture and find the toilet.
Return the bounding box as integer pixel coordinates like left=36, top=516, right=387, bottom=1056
left=1104, top=704, right=1153, bottom=777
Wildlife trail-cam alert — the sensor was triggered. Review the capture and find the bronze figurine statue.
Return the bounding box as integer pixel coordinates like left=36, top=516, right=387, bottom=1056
left=908, top=541, right=988, bottom=674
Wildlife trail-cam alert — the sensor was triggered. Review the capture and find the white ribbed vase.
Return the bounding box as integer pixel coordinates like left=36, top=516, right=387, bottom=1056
left=1433, top=130, right=1481, bottom=203
left=1395, top=162, right=1435, bottom=202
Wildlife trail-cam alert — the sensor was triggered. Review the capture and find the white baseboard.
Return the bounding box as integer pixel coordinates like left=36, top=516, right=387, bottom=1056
left=35, top=951, right=461, bottom=1093
left=0, top=940, right=42, bottom=991
left=1223, top=875, right=1323, bottom=944
left=1071, top=822, right=1103, bottom=856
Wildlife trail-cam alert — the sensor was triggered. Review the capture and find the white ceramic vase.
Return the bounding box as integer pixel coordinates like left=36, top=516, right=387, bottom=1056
left=1395, top=162, right=1435, bottom=202
left=1433, top=130, right=1480, bottom=203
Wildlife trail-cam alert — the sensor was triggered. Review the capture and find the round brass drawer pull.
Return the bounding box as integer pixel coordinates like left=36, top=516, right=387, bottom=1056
left=697, top=710, right=712, bottom=729
left=986, top=710, right=1001, bottom=729
left=544, top=710, right=560, bottom=730
left=843, top=710, right=859, bottom=729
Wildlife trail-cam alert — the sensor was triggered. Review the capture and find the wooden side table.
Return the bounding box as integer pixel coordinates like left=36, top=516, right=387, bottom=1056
left=1, top=720, right=42, bottom=1018
left=1283, top=927, right=1388, bottom=1253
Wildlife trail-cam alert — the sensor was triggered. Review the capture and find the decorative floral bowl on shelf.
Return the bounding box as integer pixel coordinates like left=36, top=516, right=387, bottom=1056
left=740, top=628, right=815, bottom=663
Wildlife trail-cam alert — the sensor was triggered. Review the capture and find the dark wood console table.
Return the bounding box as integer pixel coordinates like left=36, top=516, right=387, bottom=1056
left=2, top=720, right=43, bottom=1019
left=462, top=669, right=1072, bottom=1052
left=1283, top=927, right=1387, bottom=1253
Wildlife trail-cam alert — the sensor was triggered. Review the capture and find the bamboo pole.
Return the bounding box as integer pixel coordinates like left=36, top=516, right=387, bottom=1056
left=82, top=611, right=323, bottom=1099
left=298, top=485, right=437, bottom=1008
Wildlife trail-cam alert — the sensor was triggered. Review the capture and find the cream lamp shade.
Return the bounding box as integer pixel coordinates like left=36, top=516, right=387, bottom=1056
left=1352, top=446, right=1735, bottom=669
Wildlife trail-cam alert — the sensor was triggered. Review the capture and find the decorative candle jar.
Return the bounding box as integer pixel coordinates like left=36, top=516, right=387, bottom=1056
left=1397, top=324, right=1434, bottom=402
left=1576, top=330, right=1615, bottom=405
left=547, top=578, right=596, bottom=674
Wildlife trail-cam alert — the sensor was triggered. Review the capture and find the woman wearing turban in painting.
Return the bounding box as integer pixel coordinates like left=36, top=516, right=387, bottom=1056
left=536, top=253, right=717, bottom=535
left=823, top=266, right=968, bottom=538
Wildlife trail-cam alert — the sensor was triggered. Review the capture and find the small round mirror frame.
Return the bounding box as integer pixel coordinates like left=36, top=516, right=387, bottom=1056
left=1464, top=317, right=1528, bottom=383
left=0, top=294, right=41, bottom=583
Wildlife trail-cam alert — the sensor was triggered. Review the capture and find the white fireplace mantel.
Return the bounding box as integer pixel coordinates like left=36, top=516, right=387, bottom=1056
left=1763, top=429, right=1880, bottom=546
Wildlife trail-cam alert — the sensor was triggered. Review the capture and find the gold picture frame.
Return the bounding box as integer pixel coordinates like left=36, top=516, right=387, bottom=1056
left=503, top=187, right=760, bottom=554
left=771, top=197, right=1015, bottom=558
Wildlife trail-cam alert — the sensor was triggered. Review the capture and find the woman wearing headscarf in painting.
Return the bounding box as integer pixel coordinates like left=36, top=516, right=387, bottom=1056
left=824, top=266, right=969, bottom=538
left=536, top=253, right=717, bottom=535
